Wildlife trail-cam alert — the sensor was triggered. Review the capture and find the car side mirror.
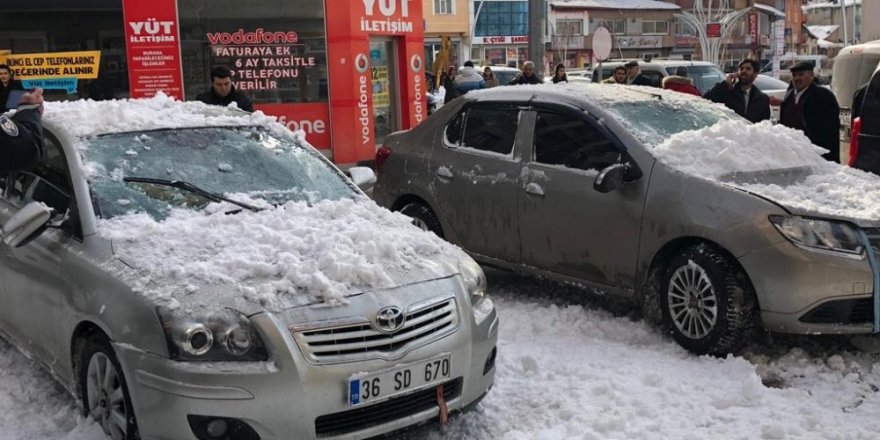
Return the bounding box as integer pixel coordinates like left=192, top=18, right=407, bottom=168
left=594, top=163, right=626, bottom=194
left=1, top=201, right=53, bottom=248
left=348, top=166, right=377, bottom=192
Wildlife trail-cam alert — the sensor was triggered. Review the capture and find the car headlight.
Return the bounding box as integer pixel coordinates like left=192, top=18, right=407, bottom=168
left=157, top=307, right=269, bottom=362
left=459, top=258, right=494, bottom=325
left=769, top=215, right=864, bottom=257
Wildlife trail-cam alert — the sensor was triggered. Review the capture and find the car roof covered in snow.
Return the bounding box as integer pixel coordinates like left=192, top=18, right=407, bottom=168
left=41, top=92, right=295, bottom=141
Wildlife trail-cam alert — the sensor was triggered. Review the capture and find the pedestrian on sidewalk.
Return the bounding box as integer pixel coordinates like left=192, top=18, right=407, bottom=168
left=1, top=88, right=44, bottom=173
left=454, top=61, right=485, bottom=96
left=624, top=61, right=652, bottom=86
left=662, top=66, right=702, bottom=97
left=704, top=59, right=770, bottom=123
left=779, top=61, right=841, bottom=163
left=509, top=61, right=541, bottom=85
left=196, top=66, right=254, bottom=112
left=442, top=66, right=458, bottom=104
left=551, top=64, right=568, bottom=84
left=0, top=64, right=24, bottom=114
left=483, top=67, right=499, bottom=88
left=602, top=66, right=627, bottom=84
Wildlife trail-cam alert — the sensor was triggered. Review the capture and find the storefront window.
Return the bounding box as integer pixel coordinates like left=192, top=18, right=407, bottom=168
left=177, top=0, right=328, bottom=104
left=473, top=1, right=528, bottom=37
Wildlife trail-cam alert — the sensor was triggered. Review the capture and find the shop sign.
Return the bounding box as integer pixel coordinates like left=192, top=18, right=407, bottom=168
left=473, top=36, right=528, bottom=45
left=255, top=102, right=331, bottom=150
left=359, top=0, right=417, bottom=34
left=1, top=50, right=101, bottom=94
left=675, top=35, right=698, bottom=46
left=207, top=28, right=318, bottom=92
left=706, top=23, right=721, bottom=38
left=122, top=0, right=185, bottom=100
left=615, top=36, right=662, bottom=49
left=748, top=12, right=758, bottom=45
left=371, top=66, right=390, bottom=107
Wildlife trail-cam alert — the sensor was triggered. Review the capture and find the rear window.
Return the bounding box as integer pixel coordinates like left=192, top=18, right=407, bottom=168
left=832, top=55, right=880, bottom=108
left=665, top=65, right=724, bottom=94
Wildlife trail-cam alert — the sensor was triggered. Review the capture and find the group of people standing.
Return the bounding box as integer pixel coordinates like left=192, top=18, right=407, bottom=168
left=441, top=60, right=543, bottom=104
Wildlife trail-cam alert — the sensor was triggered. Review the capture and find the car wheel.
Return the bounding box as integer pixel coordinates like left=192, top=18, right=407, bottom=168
left=660, top=244, right=757, bottom=356
left=400, top=202, right=444, bottom=238
left=79, top=333, right=139, bottom=440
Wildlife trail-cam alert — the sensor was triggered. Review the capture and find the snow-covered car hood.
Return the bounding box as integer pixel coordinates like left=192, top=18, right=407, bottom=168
left=99, top=198, right=468, bottom=314
left=653, top=120, right=880, bottom=227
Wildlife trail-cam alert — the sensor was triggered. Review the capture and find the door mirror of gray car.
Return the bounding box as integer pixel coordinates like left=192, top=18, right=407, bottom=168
left=348, top=166, right=377, bottom=191
left=1, top=201, right=53, bottom=248
left=594, top=163, right=626, bottom=193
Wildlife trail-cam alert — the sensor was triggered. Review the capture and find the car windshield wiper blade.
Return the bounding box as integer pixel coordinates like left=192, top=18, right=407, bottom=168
left=123, top=177, right=262, bottom=212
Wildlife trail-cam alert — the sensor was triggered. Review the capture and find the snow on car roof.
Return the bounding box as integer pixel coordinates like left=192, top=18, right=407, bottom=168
left=43, top=92, right=295, bottom=141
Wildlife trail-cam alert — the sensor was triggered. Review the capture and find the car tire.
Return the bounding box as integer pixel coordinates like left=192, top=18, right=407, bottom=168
left=660, top=243, right=757, bottom=356
left=79, top=333, right=140, bottom=440
left=400, top=202, right=444, bottom=238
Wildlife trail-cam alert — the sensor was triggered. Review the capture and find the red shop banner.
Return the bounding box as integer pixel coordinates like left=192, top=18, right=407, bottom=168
left=122, top=0, right=185, bottom=100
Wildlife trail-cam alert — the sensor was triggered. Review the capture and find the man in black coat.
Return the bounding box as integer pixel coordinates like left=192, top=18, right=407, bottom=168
left=624, top=61, right=653, bottom=86
left=508, top=61, right=542, bottom=85
left=1, top=88, right=44, bottom=173
left=196, top=66, right=254, bottom=112
left=704, top=59, right=771, bottom=123
left=779, top=62, right=841, bottom=163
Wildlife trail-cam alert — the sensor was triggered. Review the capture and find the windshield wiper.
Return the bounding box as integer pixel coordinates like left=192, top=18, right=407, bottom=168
left=123, top=177, right=262, bottom=212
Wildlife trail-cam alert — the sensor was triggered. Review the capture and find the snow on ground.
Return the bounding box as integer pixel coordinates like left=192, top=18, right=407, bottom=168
left=4, top=269, right=880, bottom=440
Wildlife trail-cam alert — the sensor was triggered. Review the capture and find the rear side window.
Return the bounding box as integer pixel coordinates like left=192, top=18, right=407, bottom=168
left=533, top=111, right=620, bottom=171
left=461, top=105, right=520, bottom=155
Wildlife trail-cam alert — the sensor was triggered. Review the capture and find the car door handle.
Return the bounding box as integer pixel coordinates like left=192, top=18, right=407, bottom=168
left=524, top=182, right=544, bottom=196
left=436, top=167, right=454, bottom=180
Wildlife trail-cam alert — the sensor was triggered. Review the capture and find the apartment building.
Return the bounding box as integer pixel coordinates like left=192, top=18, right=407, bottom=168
left=423, top=0, right=471, bottom=68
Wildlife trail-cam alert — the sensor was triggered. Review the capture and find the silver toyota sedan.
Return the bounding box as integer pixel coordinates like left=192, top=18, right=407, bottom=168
left=0, top=98, right=497, bottom=439
left=374, top=83, right=880, bottom=356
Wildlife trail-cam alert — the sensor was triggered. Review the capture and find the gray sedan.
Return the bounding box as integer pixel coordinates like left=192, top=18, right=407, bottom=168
left=374, top=83, right=880, bottom=356
left=0, top=99, right=497, bottom=439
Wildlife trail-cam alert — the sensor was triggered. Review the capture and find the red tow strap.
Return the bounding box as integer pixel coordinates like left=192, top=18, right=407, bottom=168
left=436, top=384, right=449, bottom=425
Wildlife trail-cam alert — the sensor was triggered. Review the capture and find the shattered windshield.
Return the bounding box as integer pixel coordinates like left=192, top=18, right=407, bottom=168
left=85, top=127, right=356, bottom=220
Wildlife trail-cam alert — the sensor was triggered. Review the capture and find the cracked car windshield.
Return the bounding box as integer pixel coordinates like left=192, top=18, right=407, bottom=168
left=87, top=127, right=356, bottom=219
left=610, top=100, right=739, bottom=147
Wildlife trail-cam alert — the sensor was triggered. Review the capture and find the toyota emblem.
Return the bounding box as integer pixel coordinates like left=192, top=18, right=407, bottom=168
left=376, top=306, right=405, bottom=333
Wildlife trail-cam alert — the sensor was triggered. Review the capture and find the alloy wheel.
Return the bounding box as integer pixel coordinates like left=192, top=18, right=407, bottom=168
left=667, top=263, right=718, bottom=340
left=86, top=352, right=128, bottom=440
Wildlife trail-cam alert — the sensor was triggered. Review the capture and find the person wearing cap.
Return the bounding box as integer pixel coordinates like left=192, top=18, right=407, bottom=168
left=624, top=61, right=652, bottom=87
left=1, top=88, right=44, bottom=173
left=703, top=59, right=770, bottom=123
left=779, top=61, right=841, bottom=163
left=661, top=66, right=702, bottom=97
left=196, top=66, right=254, bottom=112
left=454, top=61, right=485, bottom=96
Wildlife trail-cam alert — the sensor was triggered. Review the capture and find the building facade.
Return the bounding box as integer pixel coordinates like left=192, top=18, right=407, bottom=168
left=0, top=0, right=428, bottom=164
left=423, top=0, right=471, bottom=69
left=470, top=0, right=532, bottom=68
left=802, top=0, right=862, bottom=53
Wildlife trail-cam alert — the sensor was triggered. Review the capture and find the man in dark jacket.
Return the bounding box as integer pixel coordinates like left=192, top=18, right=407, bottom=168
left=779, top=61, right=841, bottom=163
left=0, top=64, right=25, bottom=114
left=704, top=59, right=771, bottom=123
left=1, top=88, right=44, bottom=173
left=624, top=61, right=652, bottom=86
left=508, top=61, right=542, bottom=85
left=196, top=66, right=254, bottom=112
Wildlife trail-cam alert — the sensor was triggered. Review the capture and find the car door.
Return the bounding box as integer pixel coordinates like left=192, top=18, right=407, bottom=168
left=0, top=131, right=82, bottom=366
left=428, top=102, right=528, bottom=263
left=517, top=104, right=648, bottom=291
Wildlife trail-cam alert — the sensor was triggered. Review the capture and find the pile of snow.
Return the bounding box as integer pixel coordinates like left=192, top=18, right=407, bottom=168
left=43, top=92, right=299, bottom=142
left=98, top=198, right=464, bottom=311
left=654, top=119, right=880, bottom=224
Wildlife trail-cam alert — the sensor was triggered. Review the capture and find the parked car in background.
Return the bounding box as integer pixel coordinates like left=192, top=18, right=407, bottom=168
left=833, top=40, right=880, bottom=158
left=467, top=65, right=522, bottom=86
left=375, top=83, right=880, bottom=357
left=591, top=59, right=725, bottom=94
left=0, top=97, right=497, bottom=440
left=850, top=62, right=880, bottom=174
left=754, top=74, right=790, bottom=122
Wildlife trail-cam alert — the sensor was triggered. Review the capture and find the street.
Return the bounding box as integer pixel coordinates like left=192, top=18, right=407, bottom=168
left=5, top=269, right=880, bottom=440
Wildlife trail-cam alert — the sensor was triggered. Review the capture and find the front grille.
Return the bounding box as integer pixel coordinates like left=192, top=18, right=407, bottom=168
left=800, top=298, right=874, bottom=324
left=314, top=378, right=462, bottom=437
left=292, top=297, right=459, bottom=363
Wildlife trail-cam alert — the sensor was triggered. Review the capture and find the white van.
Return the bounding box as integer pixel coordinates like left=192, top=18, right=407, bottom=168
left=831, top=40, right=880, bottom=154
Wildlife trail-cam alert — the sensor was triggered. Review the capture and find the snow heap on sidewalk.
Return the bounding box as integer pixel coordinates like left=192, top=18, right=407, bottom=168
left=654, top=119, right=880, bottom=224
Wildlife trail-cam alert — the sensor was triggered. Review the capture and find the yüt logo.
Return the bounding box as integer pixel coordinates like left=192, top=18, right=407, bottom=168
left=355, top=53, right=370, bottom=73
left=129, top=18, right=174, bottom=36
left=375, top=306, right=405, bottom=333
left=410, top=54, right=422, bottom=72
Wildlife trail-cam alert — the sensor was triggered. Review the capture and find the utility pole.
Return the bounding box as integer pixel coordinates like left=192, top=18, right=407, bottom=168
left=528, top=0, right=545, bottom=77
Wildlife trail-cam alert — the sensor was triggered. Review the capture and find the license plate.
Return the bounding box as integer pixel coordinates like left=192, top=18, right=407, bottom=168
left=348, top=354, right=452, bottom=407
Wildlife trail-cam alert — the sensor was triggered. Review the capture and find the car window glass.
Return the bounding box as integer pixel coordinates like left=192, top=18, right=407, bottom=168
left=644, top=71, right=663, bottom=87
left=445, top=110, right=465, bottom=146
left=533, top=111, right=620, bottom=171
left=3, top=133, right=73, bottom=219
left=461, top=105, right=519, bottom=155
